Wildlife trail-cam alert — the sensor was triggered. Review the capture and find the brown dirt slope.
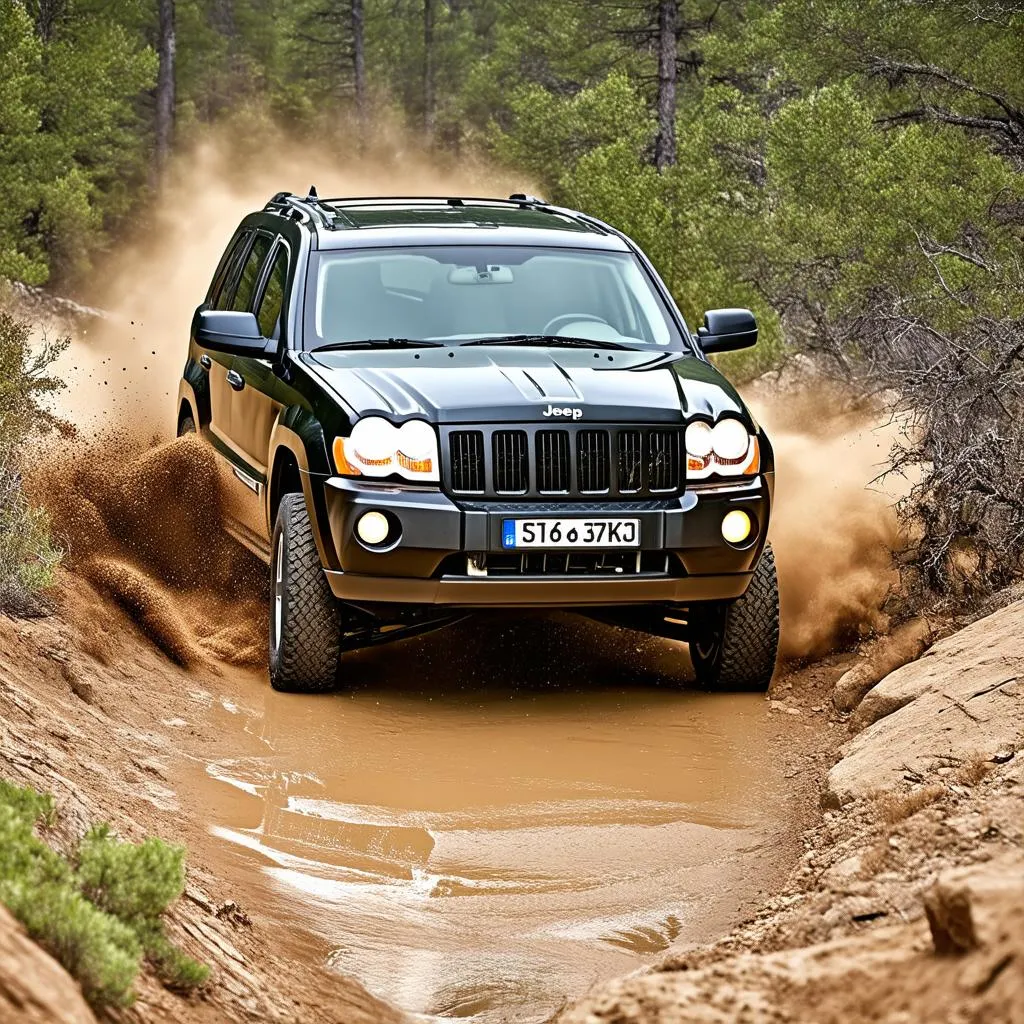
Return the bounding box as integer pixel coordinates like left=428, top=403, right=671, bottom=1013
left=564, top=599, right=1024, bottom=1023
left=0, top=573, right=404, bottom=1024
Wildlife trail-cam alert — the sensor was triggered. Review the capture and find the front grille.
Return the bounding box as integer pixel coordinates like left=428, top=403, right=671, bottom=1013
left=449, top=430, right=484, bottom=493
left=446, top=425, right=684, bottom=500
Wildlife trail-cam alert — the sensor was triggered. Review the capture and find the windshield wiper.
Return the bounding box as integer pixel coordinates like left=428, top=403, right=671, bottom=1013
left=311, top=338, right=445, bottom=352
left=461, top=334, right=631, bottom=351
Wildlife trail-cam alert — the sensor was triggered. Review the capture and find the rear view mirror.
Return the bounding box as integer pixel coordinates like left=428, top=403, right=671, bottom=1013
left=448, top=265, right=515, bottom=285
left=193, top=309, right=272, bottom=356
left=697, top=308, right=758, bottom=354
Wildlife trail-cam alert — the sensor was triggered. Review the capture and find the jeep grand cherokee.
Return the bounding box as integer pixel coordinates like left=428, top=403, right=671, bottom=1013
left=177, top=192, right=779, bottom=693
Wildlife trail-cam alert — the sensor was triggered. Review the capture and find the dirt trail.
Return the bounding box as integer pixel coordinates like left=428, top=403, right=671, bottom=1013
left=183, top=615, right=810, bottom=1021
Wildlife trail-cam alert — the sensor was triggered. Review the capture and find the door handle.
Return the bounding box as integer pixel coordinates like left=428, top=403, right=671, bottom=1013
left=199, top=354, right=212, bottom=369
left=227, top=369, right=245, bottom=391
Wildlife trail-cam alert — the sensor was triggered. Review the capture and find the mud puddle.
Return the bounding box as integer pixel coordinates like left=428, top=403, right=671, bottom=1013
left=186, top=615, right=791, bottom=1021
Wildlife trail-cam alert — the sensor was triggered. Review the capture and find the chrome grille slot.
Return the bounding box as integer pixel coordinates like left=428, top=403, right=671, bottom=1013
left=536, top=430, right=571, bottom=493
left=493, top=430, right=528, bottom=493
left=617, top=431, right=643, bottom=493
left=449, top=430, right=485, bottom=493
left=647, top=429, right=681, bottom=492
left=576, top=430, right=610, bottom=493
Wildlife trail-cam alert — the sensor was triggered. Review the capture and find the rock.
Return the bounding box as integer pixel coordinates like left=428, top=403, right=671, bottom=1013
left=826, top=601, right=1024, bottom=803
left=0, top=903, right=97, bottom=1023
left=990, top=748, right=1015, bottom=765
left=833, top=618, right=934, bottom=715
left=924, top=861, right=1024, bottom=954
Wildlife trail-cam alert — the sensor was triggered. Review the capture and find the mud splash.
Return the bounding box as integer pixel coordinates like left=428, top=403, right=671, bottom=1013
left=184, top=614, right=794, bottom=1022
left=32, top=434, right=266, bottom=668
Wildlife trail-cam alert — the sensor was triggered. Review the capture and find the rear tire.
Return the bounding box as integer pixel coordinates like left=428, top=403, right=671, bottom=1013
left=269, top=493, right=342, bottom=693
left=689, top=543, right=780, bottom=692
left=178, top=414, right=196, bottom=436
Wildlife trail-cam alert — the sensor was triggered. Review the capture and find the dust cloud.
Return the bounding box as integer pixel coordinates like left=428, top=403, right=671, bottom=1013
left=54, top=135, right=524, bottom=435
left=750, top=385, right=903, bottom=662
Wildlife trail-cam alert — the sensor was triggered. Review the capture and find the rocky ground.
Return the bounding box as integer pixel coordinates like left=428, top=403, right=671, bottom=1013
left=564, top=597, right=1024, bottom=1023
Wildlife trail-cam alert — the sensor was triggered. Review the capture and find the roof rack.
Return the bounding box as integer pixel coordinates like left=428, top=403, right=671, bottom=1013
left=262, top=192, right=605, bottom=235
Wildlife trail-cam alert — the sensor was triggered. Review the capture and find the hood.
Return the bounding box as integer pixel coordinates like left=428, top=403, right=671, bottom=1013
left=301, top=347, right=748, bottom=426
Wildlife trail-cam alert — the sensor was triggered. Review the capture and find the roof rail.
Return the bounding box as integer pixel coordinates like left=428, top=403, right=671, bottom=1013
left=262, top=193, right=604, bottom=234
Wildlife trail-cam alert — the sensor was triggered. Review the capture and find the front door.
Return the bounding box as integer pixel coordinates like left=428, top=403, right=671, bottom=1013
left=229, top=239, right=293, bottom=545
left=212, top=231, right=277, bottom=556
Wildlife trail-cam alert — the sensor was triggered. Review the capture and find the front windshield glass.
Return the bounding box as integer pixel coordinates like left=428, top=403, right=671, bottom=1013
left=305, top=246, right=684, bottom=350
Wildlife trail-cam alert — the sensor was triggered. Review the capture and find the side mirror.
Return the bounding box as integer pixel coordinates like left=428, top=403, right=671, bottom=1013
left=697, top=308, right=758, bottom=354
left=193, top=309, right=271, bottom=356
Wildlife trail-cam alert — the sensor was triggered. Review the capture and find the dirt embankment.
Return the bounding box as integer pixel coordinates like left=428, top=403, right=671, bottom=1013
left=564, top=597, right=1024, bottom=1024
left=0, top=571, right=408, bottom=1024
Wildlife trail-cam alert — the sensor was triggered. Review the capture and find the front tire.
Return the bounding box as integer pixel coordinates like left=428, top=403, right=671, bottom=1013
left=269, top=493, right=342, bottom=692
left=689, top=543, right=780, bottom=692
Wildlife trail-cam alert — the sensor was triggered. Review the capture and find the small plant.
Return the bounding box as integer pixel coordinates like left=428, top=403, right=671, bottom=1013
left=77, top=824, right=210, bottom=991
left=0, top=780, right=208, bottom=1009
left=875, top=784, right=946, bottom=826
left=0, top=311, right=71, bottom=613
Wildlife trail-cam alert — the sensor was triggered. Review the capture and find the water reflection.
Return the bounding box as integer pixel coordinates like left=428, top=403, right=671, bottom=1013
left=196, top=614, right=785, bottom=1021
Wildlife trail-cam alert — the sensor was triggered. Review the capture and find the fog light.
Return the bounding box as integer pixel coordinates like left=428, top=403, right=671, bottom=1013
left=356, top=510, right=391, bottom=546
left=721, top=509, right=752, bottom=545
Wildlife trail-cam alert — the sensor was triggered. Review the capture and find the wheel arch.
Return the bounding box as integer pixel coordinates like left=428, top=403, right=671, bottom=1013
left=266, top=420, right=340, bottom=571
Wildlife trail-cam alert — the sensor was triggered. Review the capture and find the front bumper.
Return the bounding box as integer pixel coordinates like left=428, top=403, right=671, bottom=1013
left=319, top=474, right=773, bottom=608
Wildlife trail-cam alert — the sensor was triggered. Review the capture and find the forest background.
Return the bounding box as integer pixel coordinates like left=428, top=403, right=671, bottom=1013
left=1, top=0, right=1022, bottom=600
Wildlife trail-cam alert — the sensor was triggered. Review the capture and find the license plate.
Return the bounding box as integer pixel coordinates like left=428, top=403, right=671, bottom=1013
left=501, top=518, right=640, bottom=549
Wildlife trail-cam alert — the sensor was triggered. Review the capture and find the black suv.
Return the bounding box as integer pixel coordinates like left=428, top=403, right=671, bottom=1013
left=177, top=193, right=779, bottom=693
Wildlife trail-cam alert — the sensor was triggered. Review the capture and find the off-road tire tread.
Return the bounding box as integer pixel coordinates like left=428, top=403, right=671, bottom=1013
left=695, top=543, right=780, bottom=692
left=178, top=415, right=197, bottom=436
left=270, top=493, right=342, bottom=693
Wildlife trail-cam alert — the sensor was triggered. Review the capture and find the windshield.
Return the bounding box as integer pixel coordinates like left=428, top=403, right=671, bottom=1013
left=304, top=246, right=685, bottom=350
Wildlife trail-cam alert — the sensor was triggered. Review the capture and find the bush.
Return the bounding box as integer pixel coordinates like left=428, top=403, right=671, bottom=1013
left=0, top=780, right=208, bottom=1008
left=0, top=311, right=70, bottom=612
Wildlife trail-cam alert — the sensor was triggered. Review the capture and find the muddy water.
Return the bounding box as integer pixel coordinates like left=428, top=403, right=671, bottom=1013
left=191, top=615, right=789, bottom=1021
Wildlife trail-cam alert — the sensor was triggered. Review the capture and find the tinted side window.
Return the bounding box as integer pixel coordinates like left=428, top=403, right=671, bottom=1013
left=211, top=232, right=251, bottom=309
left=232, top=234, right=274, bottom=313
left=256, top=245, right=289, bottom=339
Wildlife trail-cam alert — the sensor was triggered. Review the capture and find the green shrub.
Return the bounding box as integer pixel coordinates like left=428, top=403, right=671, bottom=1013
left=0, top=311, right=70, bottom=613
left=78, top=824, right=210, bottom=991
left=0, top=781, right=209, bottom=1008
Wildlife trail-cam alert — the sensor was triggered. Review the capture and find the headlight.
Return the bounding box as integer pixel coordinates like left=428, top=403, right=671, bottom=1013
left=686, top=417, right=760, bottom=479
left=333, top=417, right=439, bottom=482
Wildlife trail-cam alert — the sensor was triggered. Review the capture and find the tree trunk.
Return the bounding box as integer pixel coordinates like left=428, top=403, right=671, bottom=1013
left=424, top=0, right=436, bottom=142
left=351, top=0, right=366, bottom=124
left=654, top=0, right=677, bottom=170
left=155, top=0, right=176, bottom=184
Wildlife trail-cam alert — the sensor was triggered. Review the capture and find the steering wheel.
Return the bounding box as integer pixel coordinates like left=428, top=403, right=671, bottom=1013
left=541, top=312, right=613, bottom=335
